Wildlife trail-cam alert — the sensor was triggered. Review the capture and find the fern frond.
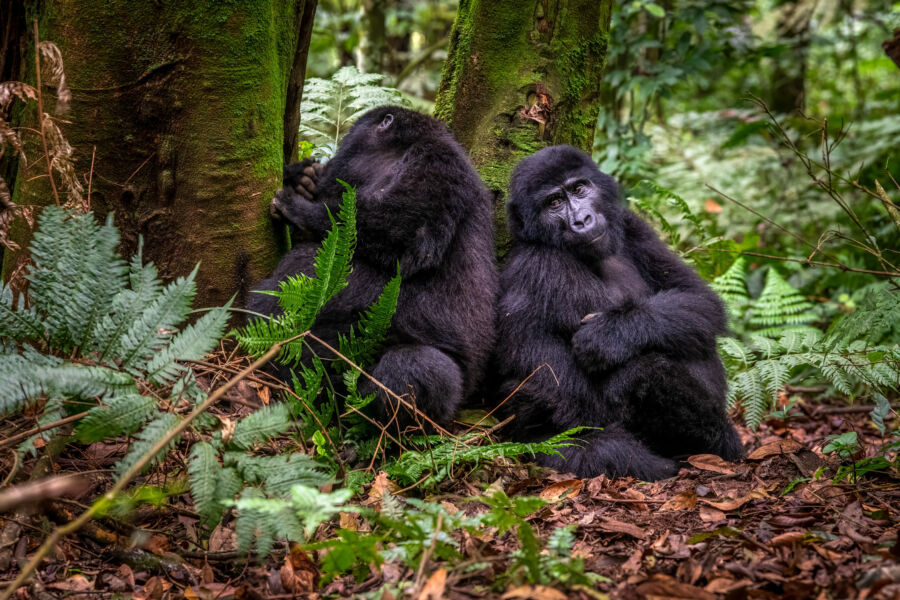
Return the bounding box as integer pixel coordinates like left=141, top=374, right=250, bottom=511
left=749, top=268, right=817, bottom=334
left=230, top=403, right=293, bottom=450
left=339, top=265, right=400, bottom=367
left=114, top=413, right=181, bottom=477
left=188, top=441, right=224, bottom=526
left=111, top=267, right=198, bottom=370
left=75, top=393, right=157, bottom=442
left=142, top=301, right=232, bottom=386
left=0, top=281, right=44, bottom=340
left=26, top=207, right=128, bottom=349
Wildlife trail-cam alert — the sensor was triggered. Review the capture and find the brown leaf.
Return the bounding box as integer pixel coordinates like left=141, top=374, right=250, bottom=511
left=368, top=471, right=400, bottom=502
left=699, top=489, right=769, bottom=511
left=660, top=490, right=698, bottom=511
left=771, top=531, right=807, bottom=546
left=747, top=439, right=803, bottom=460
left=539, top=479, right=583, bottom=501
left=280, top=543, right=318, bottom=594
left=699, top=505, right=727, bottom=523
left=598, top=517, right=647, bottom=539
left=687, top=453, right=736, bottom=474
left=184, top=583, right=236, bottom=600
left=502, top=584, right=568, bottom=600
left=636, top=574, right=717, bottom=600
left=705, top=578, right=752, bottom=594
left=417, top=568, right=447, bottom=600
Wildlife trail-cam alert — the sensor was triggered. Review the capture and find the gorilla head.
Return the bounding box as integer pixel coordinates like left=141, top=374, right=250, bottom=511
left=508, top=145, right=624, bottom=258
left=323, top=106, right=458, bottom=196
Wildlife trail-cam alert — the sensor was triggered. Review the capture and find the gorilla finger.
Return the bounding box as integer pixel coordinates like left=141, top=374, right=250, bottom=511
left=581, top=312, right=600, bottom=324
left=312, top=162, right=324, bottom=175
left=292, top=185, right=314, bottom=200
left=300, top=175, right=316, bottom=192
left=302, top=165, right=319, bottom=180
left=269, top=197, right=284, bottom=220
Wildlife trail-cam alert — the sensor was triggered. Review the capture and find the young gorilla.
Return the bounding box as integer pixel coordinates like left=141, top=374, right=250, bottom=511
left=496, top=145, right=742, bottom=481
left=249, top=106, right=497, bottom=427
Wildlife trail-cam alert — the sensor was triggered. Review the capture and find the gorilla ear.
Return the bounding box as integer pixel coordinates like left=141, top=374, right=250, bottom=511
left=508, top=203, right=525, bottom=235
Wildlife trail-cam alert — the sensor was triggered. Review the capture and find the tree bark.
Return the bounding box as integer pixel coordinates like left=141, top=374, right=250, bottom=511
left=770, top=0, right=816, bottom=114
left=434, top=0, right=613, bottom=253
left=2, top=1, right=317, bottom=308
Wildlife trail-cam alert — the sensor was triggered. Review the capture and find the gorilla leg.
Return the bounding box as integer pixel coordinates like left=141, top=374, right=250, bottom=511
left=538, top=424, right=679, bottom=481
left=612, top=354, right=743, bottom=461
left=362, top=344, right=464, bottom=427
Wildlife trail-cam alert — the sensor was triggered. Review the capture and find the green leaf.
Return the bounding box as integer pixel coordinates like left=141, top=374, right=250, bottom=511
left=230, top=403, right=293, bottom=450
left=189, top=441, right=224, bottom=526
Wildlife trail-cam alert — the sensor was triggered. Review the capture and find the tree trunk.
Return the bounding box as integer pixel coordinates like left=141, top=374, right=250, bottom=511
left=1, top=1, right=317, bottom=308
left=770, top=0, right=816, bottom=114
left=434, top=0, right=612, bottom=252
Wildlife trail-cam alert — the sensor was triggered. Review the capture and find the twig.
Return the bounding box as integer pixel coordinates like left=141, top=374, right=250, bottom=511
left=462, top=363, right=557, bottom=435
left=413, top=512, right=443, bottom=594
left=0, top=411, right=90, bottom=450
left=87, top=146, right=96, bottom=201
left=708, top=248, right=900, bottom=278
left=0, top=337, right=294, bottom=600
left=32, top=20, right=59, bottom=207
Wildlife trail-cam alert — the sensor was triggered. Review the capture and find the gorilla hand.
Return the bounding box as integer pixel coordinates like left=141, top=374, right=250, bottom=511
left=270, top=187, right=328, bottom=236
left=287, top=161, right=324, bottom=200
left=572, top=309, right=639, bottom=373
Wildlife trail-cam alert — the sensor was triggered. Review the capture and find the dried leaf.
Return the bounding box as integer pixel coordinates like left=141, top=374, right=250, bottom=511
left=539, top=479, right=583, bottom=501
left=661, top=490, right=698, bottom=512
left=636, top=574, right=716, bottom=600
left=368, top=471, right=400, bottom=501
left=747, top=439, right=803, bottom=460
left=699, top=489, right=769, bottom=512
left=598, top=517, right=646, bottom=539
left=280, top=543, right=318, bottom=594
left=699, top=505, right=727, bottom=523
left=688, top=453, right=736, bottom=474
left=502, top=585, right=567, bottom=600
left=417, top=568, right=447, bottom=600
left=771, top=531, right=807, bottom=546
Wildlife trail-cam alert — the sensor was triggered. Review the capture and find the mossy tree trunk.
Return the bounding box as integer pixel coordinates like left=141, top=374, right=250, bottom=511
left=434, top=0, right=612, bottom=252
left=2, top=1, right=317, bottom=308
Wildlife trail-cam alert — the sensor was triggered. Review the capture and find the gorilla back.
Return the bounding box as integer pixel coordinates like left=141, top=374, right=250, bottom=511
left=249, top=106, right=497, bottom=427
left=495, top=145, right=742, bottom=481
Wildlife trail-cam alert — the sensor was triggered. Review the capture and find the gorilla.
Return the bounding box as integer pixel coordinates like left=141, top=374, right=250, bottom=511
left=249, top=106, right=497, bottom=427
left=495, top=145, right=742, bottom=481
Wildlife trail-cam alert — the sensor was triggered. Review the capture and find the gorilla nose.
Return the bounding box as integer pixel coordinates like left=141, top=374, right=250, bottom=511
left=572, top=212, right=593, bottom=231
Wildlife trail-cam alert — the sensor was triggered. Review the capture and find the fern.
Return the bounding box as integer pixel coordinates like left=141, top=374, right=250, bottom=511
left=188, top=442, right=224, bottom=527
left=236, top=183, right=359, bottom=366
left=719, top=330, right=900, bottom=428
left=749, top=268, right=818, bottom=336
left=385, top=428, right=588, bottom=487
left=299, top=66, right=408, bottom=157
left=115, top=413, right=181, bottom=477
left=229, top=403, right=294, bottom=450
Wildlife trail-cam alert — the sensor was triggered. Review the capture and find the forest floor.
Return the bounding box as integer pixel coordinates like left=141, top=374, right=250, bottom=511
left=1, top=351, right=899, bottom=600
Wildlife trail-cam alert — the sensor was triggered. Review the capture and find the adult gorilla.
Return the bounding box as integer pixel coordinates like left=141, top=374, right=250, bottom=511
left=250, top=106, right=497, bottom=427
left=496, top=145, right=742, bottom=480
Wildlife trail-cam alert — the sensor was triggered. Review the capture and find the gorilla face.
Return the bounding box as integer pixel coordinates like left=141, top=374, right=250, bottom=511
left=508, top=145, right=624, bottom=257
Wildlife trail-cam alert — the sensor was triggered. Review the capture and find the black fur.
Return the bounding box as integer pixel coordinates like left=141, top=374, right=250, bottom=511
left=249, top=106, right=498, bottom=427
left=496, top=145, right=743, bottom=481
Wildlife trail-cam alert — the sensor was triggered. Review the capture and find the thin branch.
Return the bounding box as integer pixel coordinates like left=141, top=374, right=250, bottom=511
left=708, top=248, right=900, bottom=278
left=0, top=411, right=89, bottom=449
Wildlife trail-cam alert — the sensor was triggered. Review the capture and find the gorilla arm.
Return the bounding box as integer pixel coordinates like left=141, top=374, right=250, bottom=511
left=572, top=212, right=727, bottom=373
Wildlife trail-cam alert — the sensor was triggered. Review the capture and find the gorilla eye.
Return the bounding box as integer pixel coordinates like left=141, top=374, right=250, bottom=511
left=574, top=182, right=588, bottom=195
left=379, top=114, right=394, bottom=129
left=547, top=194, right=564, bottom=208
